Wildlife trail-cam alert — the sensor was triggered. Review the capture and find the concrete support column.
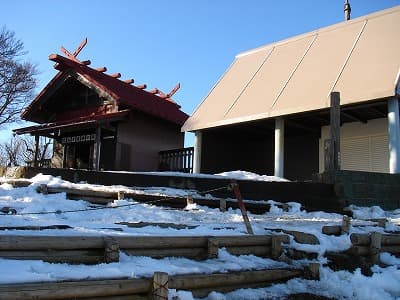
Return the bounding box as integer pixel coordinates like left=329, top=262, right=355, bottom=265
left=388, top=98, right=400, bottom=173
left=274, top=117, right=285, bottom=178
left=193, top=131, right=202, bottom=173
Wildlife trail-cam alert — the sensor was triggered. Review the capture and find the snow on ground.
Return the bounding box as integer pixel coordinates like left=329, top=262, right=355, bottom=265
left=0, top=174, right=399, bottom=299
left=108, top=170, right=289, bottom=182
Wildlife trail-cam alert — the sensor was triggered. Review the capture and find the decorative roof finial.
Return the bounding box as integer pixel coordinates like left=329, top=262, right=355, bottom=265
left=60, top=38, right=88, bottom=63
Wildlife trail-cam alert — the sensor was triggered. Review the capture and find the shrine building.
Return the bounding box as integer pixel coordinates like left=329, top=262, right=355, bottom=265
left=14, top=40, right=189, bottom=172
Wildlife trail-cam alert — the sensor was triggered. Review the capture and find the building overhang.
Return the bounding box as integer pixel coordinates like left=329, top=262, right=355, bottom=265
left=14, top=110, right=130, bottom=137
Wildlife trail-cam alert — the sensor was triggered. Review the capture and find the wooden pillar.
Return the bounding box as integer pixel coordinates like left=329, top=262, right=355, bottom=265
left=152, top=272, right=168, bottom=300
left=327, top=92, right=341, bottom=172
left=193, top=131, right=202, bottom=173
left=274, top=117, right=284, bottom=178
left=33, top=135, right=40, bottom=167
left=388, top=98, right=400, bottom=173
left=93, top=127, right=102, bottom=171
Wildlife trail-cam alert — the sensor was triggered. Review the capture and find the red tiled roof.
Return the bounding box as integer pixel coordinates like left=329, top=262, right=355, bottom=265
left=21, top=54, right=189, bottom=126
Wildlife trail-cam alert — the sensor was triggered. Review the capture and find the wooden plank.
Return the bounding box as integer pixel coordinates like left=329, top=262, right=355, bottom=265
left=122, top=248, right=207, bottom=260
left=225, top=246, right=272, bottom=257
left=0, top=278, right=151, bottom=300
left=271, top=236, right=282, bottom=259
left=327, top=91, right=341, bottom=171
left=230, top=181, right=254, bottom=235
left=322, top=225, right=342, bottom=236
left=104, top=237, right=119, bottom=263
left=370, top=232, right=382, bottom=264
left=0, top=268, right=306, bottom=300
left=0, top=236, right=105, bottom=250
left=82, top=295, right=147, bottom=300
left=219, top=198, right=226, bottom=212
left=152, top=272, right=168, bottom=300
left=350, top=233, right=400, bottom=246
left=43, top=186, right=117, bottom=198
left=39, top=185, right=273, bottom=215
left=342, top=215, right=350, bottom=234
left=0, top=234, right=284, bottom=250
left=304, top=263, right=320, bottom=280
left=116, top=222, right=197, bottom=230
left=0, top=225, right=72, bottom=231
left=0, top=249, right=104, bottom=264
left=207, top=239, right=219, bottom=259
left=66, top=194, right=113, bottom=204
left=351, top=245, right=400, bottom=256
left=169, top=268, right=303, bottom=297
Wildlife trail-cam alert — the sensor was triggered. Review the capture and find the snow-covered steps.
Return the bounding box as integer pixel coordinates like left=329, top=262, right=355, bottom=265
left=21, top=168, right=347, bottom=213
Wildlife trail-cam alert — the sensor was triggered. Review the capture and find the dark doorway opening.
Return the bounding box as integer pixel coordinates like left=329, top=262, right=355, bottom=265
left=75, top=143, right=92, bottom=169
left=64, top=142, right=93, bottom=169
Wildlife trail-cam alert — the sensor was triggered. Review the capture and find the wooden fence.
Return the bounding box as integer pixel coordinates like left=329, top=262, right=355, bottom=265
left=158, top=147, right=194, bottom=173
left=350, top=232, right=400, bottom=263
left=0, top=265, right=319, bottom=300
left=36, top=184, right=280, bottom=214
left=0, top=234, right=289, bottom=264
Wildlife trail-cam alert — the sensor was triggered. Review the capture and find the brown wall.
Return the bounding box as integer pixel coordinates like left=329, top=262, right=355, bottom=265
left=116, top=112, right=184, bottom=171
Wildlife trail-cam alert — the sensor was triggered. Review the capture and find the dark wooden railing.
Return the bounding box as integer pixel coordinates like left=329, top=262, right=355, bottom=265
left=159, top=147, right=194, bottom=173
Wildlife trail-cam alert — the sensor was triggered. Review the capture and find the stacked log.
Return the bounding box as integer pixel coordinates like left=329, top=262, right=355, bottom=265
left=0, top=265, right=317, bottom=300
left=0, top=234, right=289, bottom=264
left=350, top=233, right=400, bottom=263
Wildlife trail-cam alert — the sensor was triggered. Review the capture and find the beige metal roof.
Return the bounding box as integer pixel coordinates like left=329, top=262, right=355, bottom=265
left=182, top=5, right=400, bottom=132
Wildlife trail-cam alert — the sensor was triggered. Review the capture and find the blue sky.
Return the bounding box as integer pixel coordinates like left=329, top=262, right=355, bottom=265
left=1, top=0, right=399, bottom=145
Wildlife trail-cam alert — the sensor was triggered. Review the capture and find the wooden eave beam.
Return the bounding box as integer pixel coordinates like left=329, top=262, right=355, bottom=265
left=368, top=107, right=386, bottom=118
left=284, top=118, right=320, bottom=134
left=341, top=111, right=368, bottom=123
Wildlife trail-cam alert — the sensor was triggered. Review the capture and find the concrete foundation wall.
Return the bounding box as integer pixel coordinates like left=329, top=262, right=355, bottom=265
left=320, top=170, right=400, bottom=210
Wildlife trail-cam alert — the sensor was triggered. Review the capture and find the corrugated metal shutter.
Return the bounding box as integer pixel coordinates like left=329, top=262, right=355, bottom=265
left=340, top=134, right=389, bottom=173
left=371, top=135, right=389, bottom=173
left=341, top=137, right=370, bottom=171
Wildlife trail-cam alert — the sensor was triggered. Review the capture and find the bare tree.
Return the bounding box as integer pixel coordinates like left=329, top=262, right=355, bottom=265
left=0, top=26, right=37, bottom=128
left=0, top=135, right=52, bottom=167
